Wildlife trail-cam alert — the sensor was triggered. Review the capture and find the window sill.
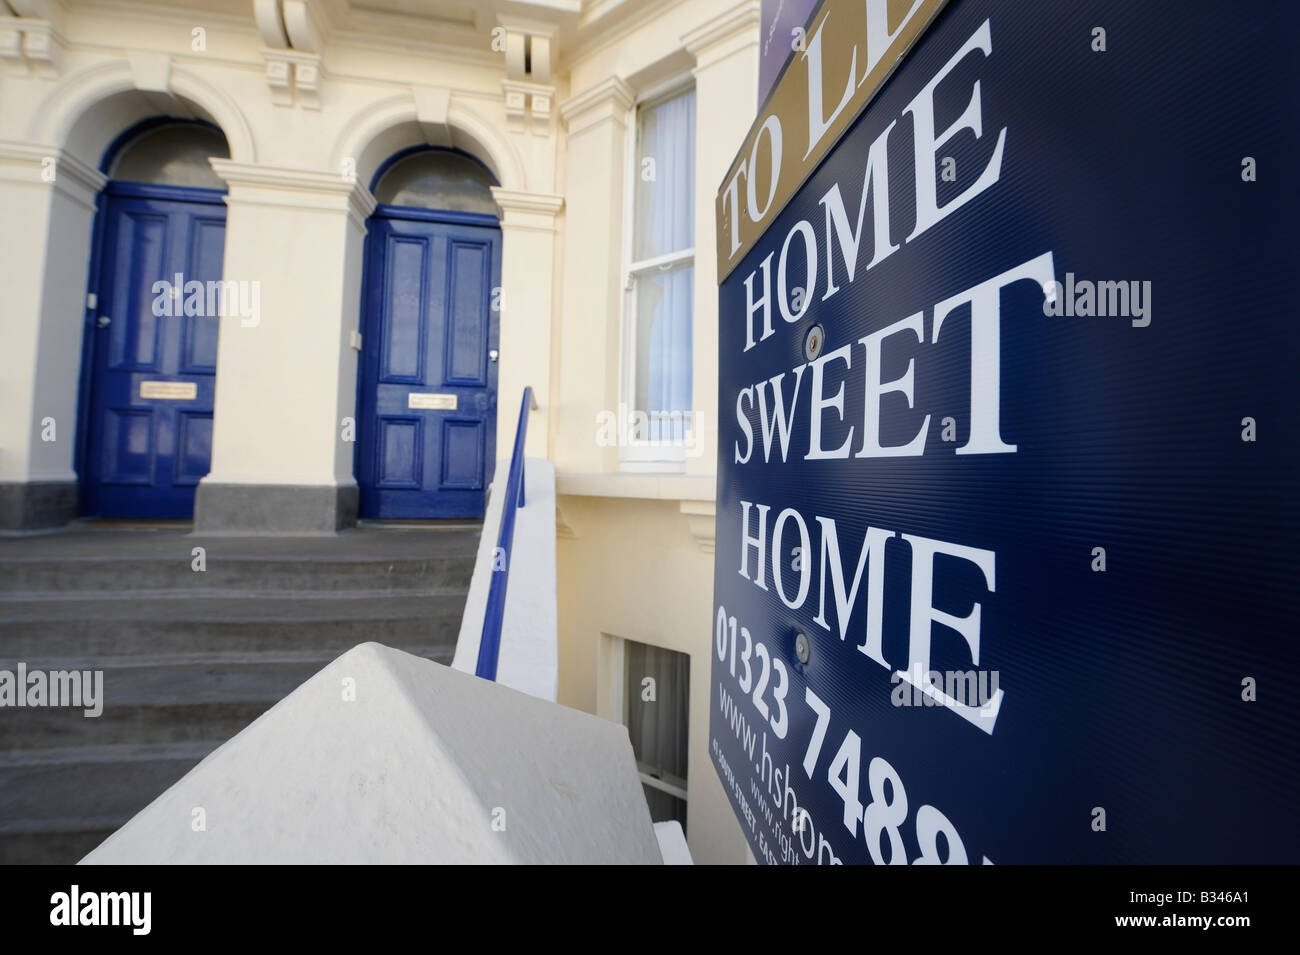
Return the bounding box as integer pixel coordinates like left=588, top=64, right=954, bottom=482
left=554, top=472, right=716, bottom=502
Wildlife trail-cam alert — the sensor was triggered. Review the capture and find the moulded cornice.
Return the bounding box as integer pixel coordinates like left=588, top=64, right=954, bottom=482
left=558, top=75, right=633, bottom=135
left=210, top=159, right=377, bottom=224
left=681, top=0, right=760, bottom=58
left=0, top=141, right=105, bottom=207
left=491, top=187, right=564, bottom=233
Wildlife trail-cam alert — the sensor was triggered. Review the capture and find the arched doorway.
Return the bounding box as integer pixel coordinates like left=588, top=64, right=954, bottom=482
left=79, top=120, right=231, bottom=519
left=355, top=148, right=502, bottom=519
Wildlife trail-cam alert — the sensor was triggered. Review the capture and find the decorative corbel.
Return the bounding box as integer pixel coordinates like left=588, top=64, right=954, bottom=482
left=0, top=8, right=65, bottom=78
left=497, top=18, right=557, bottom=135
left=680, top=500, right=716, bottom=554
left=256, top=0, right=324, bottom=109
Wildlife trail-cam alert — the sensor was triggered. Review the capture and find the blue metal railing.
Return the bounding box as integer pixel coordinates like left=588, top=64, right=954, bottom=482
left=475, top=386, right=536, bottom=681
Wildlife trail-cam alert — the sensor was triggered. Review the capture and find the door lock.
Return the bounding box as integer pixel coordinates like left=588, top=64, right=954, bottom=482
left=96, top=315, right=111, bottom=328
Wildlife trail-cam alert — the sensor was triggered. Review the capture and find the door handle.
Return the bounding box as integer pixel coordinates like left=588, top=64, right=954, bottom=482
left=96, top=315, right=111, bottom=328
left=488, top=349, right=499, bottom=362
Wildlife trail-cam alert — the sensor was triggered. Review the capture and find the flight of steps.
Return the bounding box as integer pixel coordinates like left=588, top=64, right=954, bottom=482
left=0, top=524, right=480, bottom=864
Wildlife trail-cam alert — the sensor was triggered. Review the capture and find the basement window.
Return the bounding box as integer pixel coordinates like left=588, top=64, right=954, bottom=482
left=623, top=639, right=690, bottom=832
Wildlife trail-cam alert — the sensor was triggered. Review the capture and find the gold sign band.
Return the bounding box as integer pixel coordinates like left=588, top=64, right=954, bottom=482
left=715, top=0, right=948, bottom=282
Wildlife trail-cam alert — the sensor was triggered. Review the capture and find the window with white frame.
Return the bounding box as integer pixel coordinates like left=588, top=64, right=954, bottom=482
left=621, top=84, right=696, bottom=468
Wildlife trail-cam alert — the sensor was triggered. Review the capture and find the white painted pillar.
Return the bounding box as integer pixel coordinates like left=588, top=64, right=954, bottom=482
left=683, top=3, right=761, bottom=482
left=555, top=77, right=635, bottom=474
left=195, top=161, right=374, bottom=534
left=491, top=188, right=563, bottom=462
left=0, top=142, right=104, bottom=528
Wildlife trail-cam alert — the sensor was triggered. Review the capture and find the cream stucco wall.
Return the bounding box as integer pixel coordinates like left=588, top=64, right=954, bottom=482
left=556, top=494, right=750, bottom=866
left=0, top=0, right=760, bottom=862
left=547, top=0, right=759, bottom=864
left=0, top=0, right=561, bottom=495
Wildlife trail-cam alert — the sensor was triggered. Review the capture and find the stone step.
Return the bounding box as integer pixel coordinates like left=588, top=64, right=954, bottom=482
left=0, top=742, right=222, bottom=864
left=0, top=590, right=467, bottom=657
left=0, top=525, right=482, bottom=864
left=0, top=646, right=454, bottom=749
left=0, top=554, right=475, bottom=594
left=0, top=819, right=118, bottom=865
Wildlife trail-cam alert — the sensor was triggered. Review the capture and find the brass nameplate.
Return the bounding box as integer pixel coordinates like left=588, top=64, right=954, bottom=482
left=139, top=381, right=197, bottom=400
left=408, top=392, right=457, bottom=410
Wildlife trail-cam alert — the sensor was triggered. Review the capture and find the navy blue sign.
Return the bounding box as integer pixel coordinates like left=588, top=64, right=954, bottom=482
left=711, top=0, right=1299, bottom=863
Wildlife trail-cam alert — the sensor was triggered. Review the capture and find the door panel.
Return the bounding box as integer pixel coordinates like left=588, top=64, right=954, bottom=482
left=440, top=418, right=485, bottom=488
left=181, top=217, right=225, bottom=373
left=174, top=411, right=215, bottom=486
left=82, top=186, right=226, bottom=518
left=358, top=213, right=500, bottom=519
left=378, top=417, right=423, bottom=488
left=446, top=241, right=490, bottom=385
left=107, top=210, right=167, bottom=370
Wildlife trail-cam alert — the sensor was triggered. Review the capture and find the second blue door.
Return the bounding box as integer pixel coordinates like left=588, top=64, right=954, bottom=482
left=357, top=211, right=500, bottom=519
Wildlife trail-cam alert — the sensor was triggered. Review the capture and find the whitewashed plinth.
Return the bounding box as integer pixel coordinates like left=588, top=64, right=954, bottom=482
left=81, top=643, right=661, bottom=864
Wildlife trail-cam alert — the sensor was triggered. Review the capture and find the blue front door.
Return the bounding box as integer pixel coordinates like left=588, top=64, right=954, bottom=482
left=82, top=184, right=226, bottom=518
left=357, top=210, right=500, bottom=519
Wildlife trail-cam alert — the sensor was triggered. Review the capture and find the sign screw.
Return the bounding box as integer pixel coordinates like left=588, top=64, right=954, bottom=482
left=795, top=632, right=811, bottom=665
left=803, top=324, right=825, bottom=361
